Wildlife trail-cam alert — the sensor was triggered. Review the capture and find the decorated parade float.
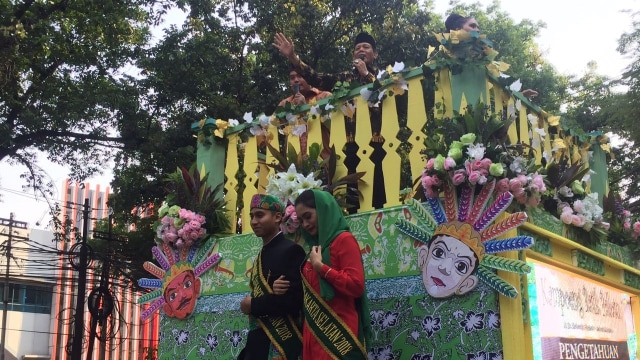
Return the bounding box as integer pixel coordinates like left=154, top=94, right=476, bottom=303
left=138, top=29, right=640, bottom=359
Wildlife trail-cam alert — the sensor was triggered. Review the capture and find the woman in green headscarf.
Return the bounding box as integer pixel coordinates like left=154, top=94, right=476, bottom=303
left=273, top=189, right=371, bottom=359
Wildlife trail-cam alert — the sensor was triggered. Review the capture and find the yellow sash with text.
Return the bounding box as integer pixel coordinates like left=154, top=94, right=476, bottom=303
left=301, top=276, right=367, bottom=360
left=250, top=253, right=302, bottom=360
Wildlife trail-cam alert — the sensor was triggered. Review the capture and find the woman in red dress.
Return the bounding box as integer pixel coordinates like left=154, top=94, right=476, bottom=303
left=274, top=189, right=371, bottom=359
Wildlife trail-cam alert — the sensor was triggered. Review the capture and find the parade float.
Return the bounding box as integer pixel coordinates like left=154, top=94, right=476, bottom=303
left=138, top=29, right=640, bottom=359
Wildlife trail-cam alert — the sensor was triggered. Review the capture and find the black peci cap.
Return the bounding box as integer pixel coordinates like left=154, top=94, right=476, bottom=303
left=354, top=32, right=376, bottom=50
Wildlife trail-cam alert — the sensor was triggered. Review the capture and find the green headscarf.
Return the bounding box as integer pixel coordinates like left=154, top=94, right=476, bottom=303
left=299, top=190, right=372, bottom=348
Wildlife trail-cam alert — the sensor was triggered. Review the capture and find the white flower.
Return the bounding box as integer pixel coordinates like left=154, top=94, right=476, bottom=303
left=557, top=186, right=574, bottom=198
left=324, top=103, right=334, bottom=111
left=509, top=157, right=525, bottom=174
left=310, top=105, right=320, bottom=116
left=509, top=79, right=522, bottom=92
left=228, top=118, right=239, bottom=127
left=341, top=102, right=356, bottom=117
left=243, top=112, right=253, bottom=122
left=258, top=114, right=271, bottom=127
left=527, top=113, right=538, bottom=125
left=298, top=173, right=323, bottom=192
left=376, top=69, right=387, bottom=80
left=515, top=99, right=522, bottom=112
left=285, top=112, right=297, bottom=125
left=534, top=127, right=546, bottom=138
left=466, top=143, right=486, bottom=161
left=249, top=126, right=264, bottom=136
left=392, top=61, right=405, bottom=73
left=291, top=124, right=307, bottom=137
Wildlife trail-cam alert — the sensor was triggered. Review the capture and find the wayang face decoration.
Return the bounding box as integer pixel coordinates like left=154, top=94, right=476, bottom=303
left=397, top=180, right=534, bottom=299
left=137, top=239, right=222, bottom=320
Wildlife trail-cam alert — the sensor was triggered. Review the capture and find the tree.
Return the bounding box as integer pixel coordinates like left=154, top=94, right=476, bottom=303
left=0, top=0, right=158, bottom=193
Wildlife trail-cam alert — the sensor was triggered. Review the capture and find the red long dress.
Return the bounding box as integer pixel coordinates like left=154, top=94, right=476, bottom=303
left=301, top=231, right=366, bottom=360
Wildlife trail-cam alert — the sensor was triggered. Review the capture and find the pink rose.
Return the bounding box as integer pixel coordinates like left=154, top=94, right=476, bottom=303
left=196, top=214, right=206, bottom=224
left=572, top=215, right=586, bottom=227
left=531, top=174, right=546, bottom=192
left=572, top=200, right=584, bottom=214
left=509, top=178, right=523, bottom=192
left=426, top=158, right=435, bottom=171
left=624, top=221, right=631, bottom=231
left=452, top=170, right=466, bottom=185
left=512, top=186, right=526, bottom=199
left=444, top=157, right=456, bottom=170
left=560, top=211, right=573, bottom=224
left=623, top=210, right=631, bottom=218
left=517, top=174, right=528, bottom=186
left=495, top=178, right=509, bottom=194
left=468, top=171, right=481, bottom=185
left=558, top=202, right=571, bottom=213
left=480, top=158, right=492, bottom=169
left=601, top=222, right=610, bottom=231
left=633, top=221, right=640, bottom=233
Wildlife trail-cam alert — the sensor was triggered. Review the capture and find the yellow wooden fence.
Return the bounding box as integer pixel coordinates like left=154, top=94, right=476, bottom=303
left=214, top=66, right=561, bottom=233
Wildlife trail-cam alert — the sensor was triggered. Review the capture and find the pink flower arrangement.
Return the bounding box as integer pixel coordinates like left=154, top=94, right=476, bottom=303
left=156, top=204, right=207, bottom=249
left=421, top=132, right=545, bottom=210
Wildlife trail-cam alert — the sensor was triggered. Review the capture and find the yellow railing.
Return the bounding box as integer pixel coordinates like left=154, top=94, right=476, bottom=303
left=203, top=65, right=562, bottom=233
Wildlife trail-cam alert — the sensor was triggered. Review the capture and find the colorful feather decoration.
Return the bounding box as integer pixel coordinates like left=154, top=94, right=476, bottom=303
left=141, top=298, right=166, bottom=321
left=482, top=255, right=531, bottom=274
left=480, top=212, right=528, bottom=242
left=193, top=237, right=217, bottom=265
left=442, top=181, right=458, bottom=223
left=406, top=199, right=437, bottom=232
left=137, top=289, right=163, bottom=304
left=396, top=218, right=432, bottom=245
left=483, top=236, right=534, bottom=254
left=466, top=180, right=496, bottom=225
left=476, top=267, right=518, bottom=298
left=194, top=253, right=223, bottom=277
left=162, top=243, right=176, bottom=267
left=426, top=196, right=447, bottom=225
left=143, top=261, right=166, bottom=279
left=457, top=185, right=474, bottom=222
left=152, top=246, right=171, bottom=271
left=137, top=278, right=163, bottom=289
left=186, top=246, right=198, bottom=263
left=473, top=192, right=514, bottom=232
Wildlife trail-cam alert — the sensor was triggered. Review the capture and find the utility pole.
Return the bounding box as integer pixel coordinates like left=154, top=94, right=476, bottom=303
left=0, top=214, right=27, bottom=360
left=87, top=212, right=123, bottom=360
left=71, top=199, right=90, bottom=360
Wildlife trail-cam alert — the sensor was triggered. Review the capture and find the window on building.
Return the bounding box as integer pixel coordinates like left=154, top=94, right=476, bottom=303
left=0, top=283, right=52, bottom=314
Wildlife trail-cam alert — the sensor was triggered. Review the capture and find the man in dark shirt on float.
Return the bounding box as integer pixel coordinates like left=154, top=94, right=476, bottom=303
left=238, top=194, right=305, bottom=360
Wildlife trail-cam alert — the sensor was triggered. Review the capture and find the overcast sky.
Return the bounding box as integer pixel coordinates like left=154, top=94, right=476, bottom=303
left=2, top=0, right=639, bottom=227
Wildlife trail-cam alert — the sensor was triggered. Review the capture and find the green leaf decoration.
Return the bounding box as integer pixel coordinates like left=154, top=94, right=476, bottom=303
left=138, top=290, right=162, bottom=304
left=406, top=198, right=437, bottom=232
left=395, top=218, right=431, bottom=245
left=476, top=267, right=518, bottom=298
left=481, top=255, right=531, bottom=274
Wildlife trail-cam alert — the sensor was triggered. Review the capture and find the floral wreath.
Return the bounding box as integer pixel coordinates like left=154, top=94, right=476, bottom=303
left=396, top=178, right=534, bottom=298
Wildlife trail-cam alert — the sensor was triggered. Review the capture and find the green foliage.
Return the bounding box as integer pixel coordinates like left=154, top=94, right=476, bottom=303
left=0, top=0, right=154, bottom=184
left=164, top=164, right=231, bottom=235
